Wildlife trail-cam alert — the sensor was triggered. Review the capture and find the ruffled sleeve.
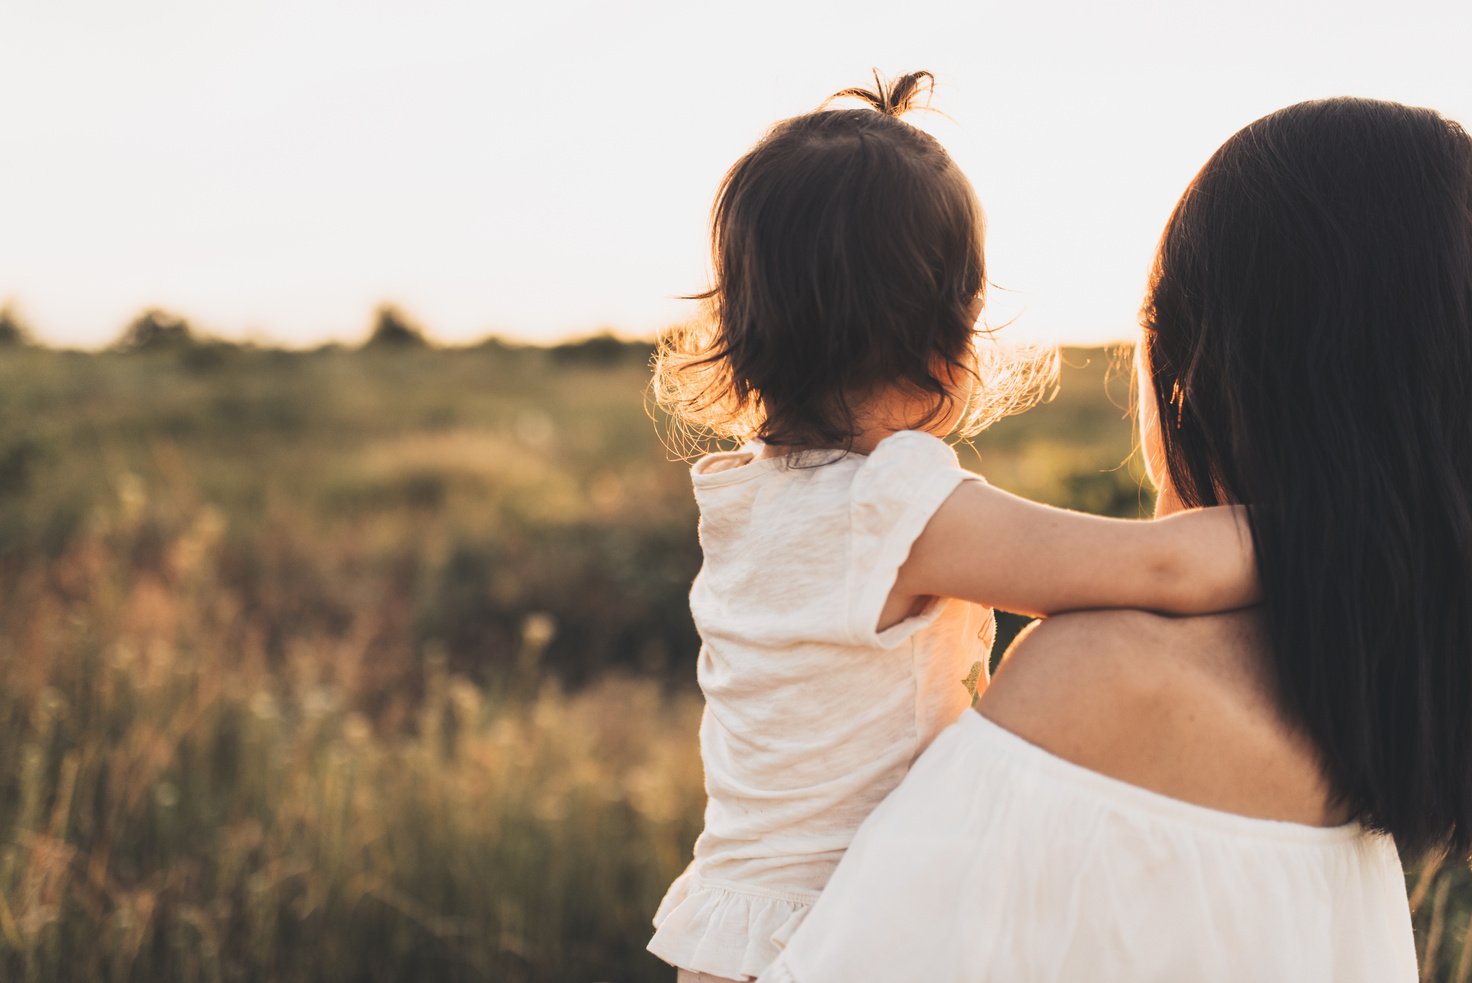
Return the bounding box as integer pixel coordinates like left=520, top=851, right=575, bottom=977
left=649, top=868, right=813, bottom=980
left=847, top=431, right=978, bottom=649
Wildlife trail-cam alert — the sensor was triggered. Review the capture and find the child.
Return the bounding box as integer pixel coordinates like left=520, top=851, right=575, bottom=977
left=647, top=72, right=1255, bottom=983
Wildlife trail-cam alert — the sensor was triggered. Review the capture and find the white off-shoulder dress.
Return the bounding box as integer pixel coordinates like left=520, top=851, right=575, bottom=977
left=648, top=432, right=995, bottom=980
left=760, top=710, right=1418, bottom=983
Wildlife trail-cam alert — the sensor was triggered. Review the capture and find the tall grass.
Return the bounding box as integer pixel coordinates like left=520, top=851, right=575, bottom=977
left=0, top=493, right=705, bottom=980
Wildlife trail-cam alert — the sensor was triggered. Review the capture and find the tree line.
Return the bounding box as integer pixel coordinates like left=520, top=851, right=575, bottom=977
left=0, top=302, right=654, bottom=363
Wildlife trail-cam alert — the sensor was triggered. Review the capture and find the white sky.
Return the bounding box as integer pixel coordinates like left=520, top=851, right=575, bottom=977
left=1, top=0, right=1468, bottom=349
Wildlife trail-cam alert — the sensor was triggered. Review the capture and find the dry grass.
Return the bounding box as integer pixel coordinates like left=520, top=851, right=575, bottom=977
left=0, top=498, right=706, bottom=980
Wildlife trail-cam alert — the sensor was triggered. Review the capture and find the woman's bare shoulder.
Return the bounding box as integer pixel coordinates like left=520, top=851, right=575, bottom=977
left=977, top=609, right=1344, bottom=825
left=987, top=608, right=1262, bottom=697
left=978, top=610, right=1203, bottom=764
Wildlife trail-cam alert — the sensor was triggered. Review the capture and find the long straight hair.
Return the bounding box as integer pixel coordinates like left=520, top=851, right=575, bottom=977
left=1142, top=98, right=1472, bottom=859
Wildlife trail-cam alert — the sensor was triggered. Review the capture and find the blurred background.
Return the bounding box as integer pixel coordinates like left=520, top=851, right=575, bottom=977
left=1, top=1, right=1469, bottom=980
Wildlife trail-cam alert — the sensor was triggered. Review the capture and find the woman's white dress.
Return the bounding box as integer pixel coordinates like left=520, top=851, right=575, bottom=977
left=760, top=710, right=1418, bottom=983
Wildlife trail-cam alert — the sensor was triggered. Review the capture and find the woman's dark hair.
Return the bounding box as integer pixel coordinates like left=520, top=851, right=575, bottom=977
left=655, top=71, right=1047, bottom=450
left=1141, top=97, right=1472, bottom=858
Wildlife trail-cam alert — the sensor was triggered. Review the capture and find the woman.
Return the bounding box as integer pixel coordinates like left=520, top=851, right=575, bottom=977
left=759, top=97, right=1472, bottom=982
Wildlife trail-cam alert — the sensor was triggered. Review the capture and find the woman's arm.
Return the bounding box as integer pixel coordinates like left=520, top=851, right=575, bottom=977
left=893, top=480, right=1256, bottom=617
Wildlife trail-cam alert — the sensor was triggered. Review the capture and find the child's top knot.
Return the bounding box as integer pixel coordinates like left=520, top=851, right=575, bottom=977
left=826, top=69, right=935, bottom=117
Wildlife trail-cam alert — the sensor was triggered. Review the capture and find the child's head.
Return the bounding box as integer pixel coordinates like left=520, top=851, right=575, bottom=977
left=658, top=71, right=1037, bottom=451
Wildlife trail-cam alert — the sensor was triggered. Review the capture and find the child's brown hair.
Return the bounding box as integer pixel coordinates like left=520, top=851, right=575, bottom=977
left=655, top=70, right=1052, bottom=452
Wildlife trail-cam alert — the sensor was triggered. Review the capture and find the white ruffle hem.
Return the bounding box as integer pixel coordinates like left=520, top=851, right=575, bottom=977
left=649, top=870, right=813, bottom=981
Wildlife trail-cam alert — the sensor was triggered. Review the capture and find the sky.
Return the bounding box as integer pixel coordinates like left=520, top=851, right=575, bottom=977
left=1, top=0, right=1469, bottom=349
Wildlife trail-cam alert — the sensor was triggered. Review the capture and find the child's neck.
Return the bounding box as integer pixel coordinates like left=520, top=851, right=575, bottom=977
left=754, top=429, right=900, bottom=460
left=846, top=424, right=909, bottom=455
left=846, top=384, right=955, bottom=454
left=757, top=389, right=951, bottom=459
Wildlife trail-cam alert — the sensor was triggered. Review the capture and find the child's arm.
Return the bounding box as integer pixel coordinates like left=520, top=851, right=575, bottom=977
left=894, top=480, right=1257, bottom=618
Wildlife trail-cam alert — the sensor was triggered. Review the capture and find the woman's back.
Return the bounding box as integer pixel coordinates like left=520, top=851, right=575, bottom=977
left=760, top=610, right=1418, bottom=983
left=982, top=609, right=1346, bottom=828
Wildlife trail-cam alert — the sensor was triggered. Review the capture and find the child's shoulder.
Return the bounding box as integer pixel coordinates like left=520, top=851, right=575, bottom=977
left=864, top=430, right=961, bottom=468
left=853, top=430, right=972, bottom=495
left=844, top=432, right=977, bottom=557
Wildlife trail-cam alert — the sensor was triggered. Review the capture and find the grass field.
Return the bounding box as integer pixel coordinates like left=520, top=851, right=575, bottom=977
left=0, top=340, right=1467, bottom=981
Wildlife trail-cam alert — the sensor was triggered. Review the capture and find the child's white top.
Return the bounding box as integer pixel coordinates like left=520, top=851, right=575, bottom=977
left=760, top=711, right=1417, bottom=983
left=648, top=431, right=995, bottom=980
